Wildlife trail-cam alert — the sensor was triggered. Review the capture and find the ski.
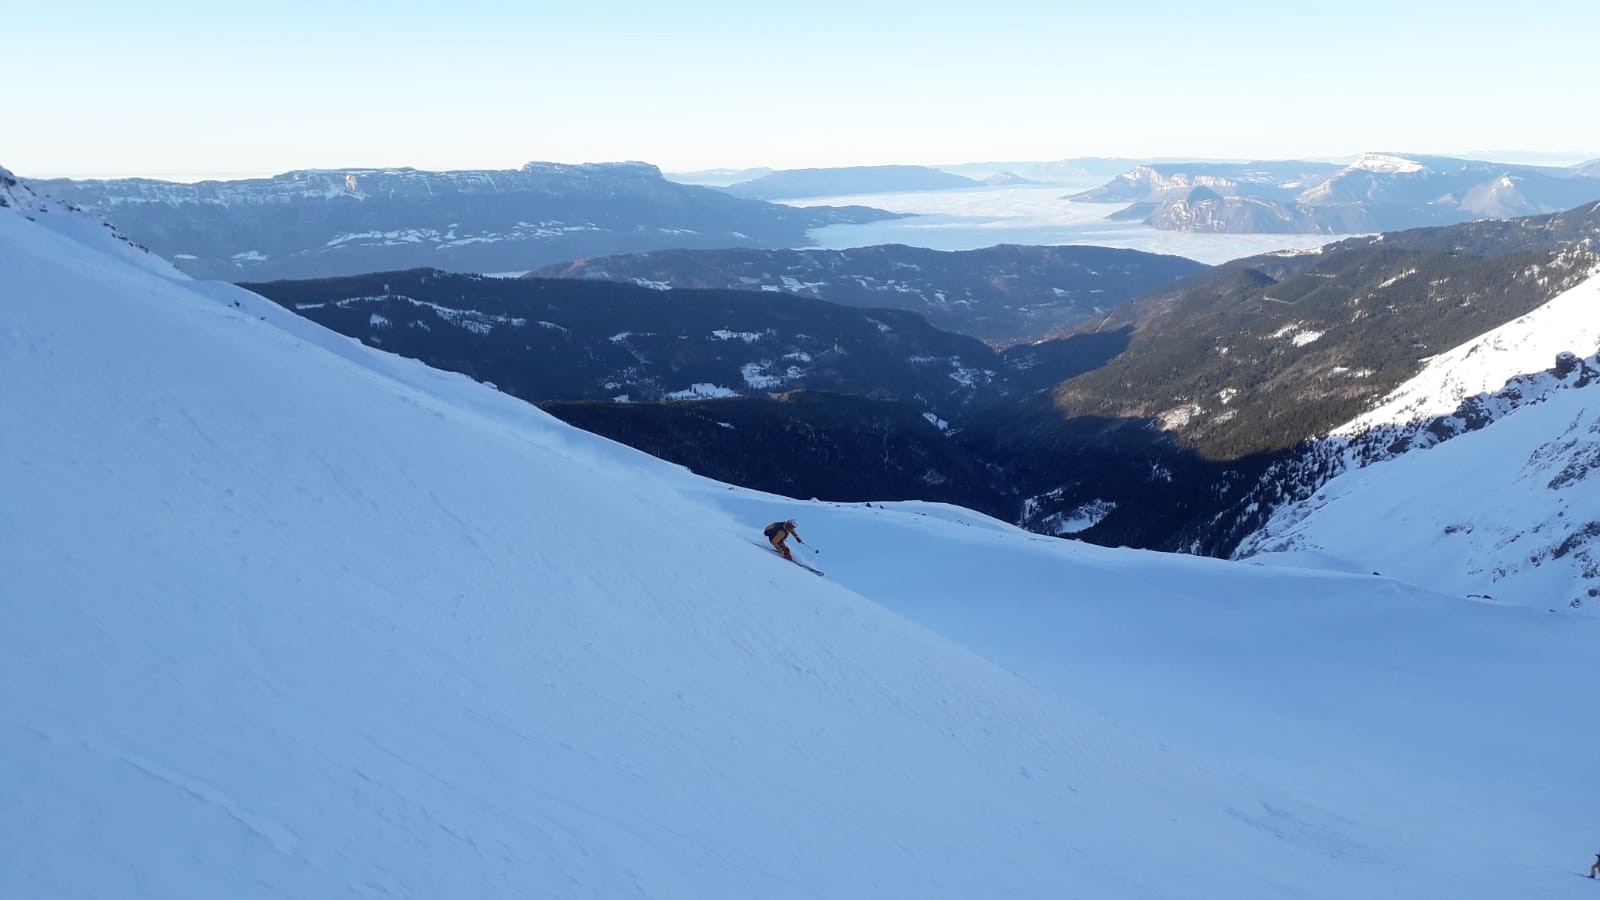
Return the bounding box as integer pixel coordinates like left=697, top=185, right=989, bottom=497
left=750, top=541, right=824, bottom=576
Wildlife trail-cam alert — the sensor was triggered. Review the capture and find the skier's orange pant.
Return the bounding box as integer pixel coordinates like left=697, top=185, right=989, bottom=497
left=769, top=534, right=793, bottom=560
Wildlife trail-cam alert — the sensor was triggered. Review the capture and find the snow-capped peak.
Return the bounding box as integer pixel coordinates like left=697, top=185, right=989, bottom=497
left=1347, top=152, right=1426, bottom=175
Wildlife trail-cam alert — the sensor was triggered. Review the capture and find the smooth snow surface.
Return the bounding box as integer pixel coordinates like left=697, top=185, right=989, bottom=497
left=4, top=180, right=1598, bottom=899
left=1338, top=269, right=1600, bottom=433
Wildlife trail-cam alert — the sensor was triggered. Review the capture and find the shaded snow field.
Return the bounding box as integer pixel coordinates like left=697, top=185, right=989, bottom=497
left=783, top=185, right=1360, bottom=264
left=3, top=172, right=1597, bottom=899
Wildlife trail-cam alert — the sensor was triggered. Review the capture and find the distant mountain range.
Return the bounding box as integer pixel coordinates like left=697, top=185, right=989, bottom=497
left=668, top=159, right=1140, bottom=189
left=244, top=268, right=1139, bottom=512
left=674, top=157, right=1258, bottom=192
left=935, top=158, right=1151, bottom=185
left=245, top=266, right=1134, bottom=409
left=26, top=162, right=896, bottom=281
left=664, top=166, right=775, bottom=186
left=1054, top=201, right=1600, bottom=458
left=1006, top=201, right=1600, bottom=551
left=1070, top=153, right=1600, bottom=234
left=720, top=166, right=981, bottom=200
left=245, top=269, right=1007, bottom=410
left=530, top=244, right=1206, bottom=344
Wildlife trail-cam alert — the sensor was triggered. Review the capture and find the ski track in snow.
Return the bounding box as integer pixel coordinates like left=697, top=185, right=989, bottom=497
left=3, top=173, right=1599, bottom=898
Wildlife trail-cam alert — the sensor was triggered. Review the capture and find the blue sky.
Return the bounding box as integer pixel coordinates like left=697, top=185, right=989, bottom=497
left=6, top=0, right=1598, bottom=178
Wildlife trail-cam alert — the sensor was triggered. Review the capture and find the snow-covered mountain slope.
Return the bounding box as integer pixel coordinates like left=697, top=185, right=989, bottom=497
left=0, top=172, right=1257, bottom=900
left=1233, top=268, right=1600, bottom=607
left=4, top=172, right=1598, bottom=899
left=1337, top=262, right=1600, bottom=434
left=1240, top=356, right=1600, bottom=610
left=0, top=164, right=168, bottom=275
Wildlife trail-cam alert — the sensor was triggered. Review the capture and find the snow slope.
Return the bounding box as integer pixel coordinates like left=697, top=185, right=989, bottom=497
left=1338, top=262, right=1600, bottom=434
left=1240, top=350, right=1600, bottom=611
left=1233, top=265, right=1600, bottom=610
left=1, top=165, right=170, bottom=276
left=700, top=492, right=1600, bottom=897
left=4, top=173, right=1598, bottom=898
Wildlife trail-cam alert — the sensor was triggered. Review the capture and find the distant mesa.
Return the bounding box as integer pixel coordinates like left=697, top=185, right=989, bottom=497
left=720, top=165, right=983, bottom=200
left=25, top=161, right=899, bottom=281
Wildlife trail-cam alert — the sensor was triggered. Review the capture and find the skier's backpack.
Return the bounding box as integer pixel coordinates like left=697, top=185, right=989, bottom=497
left=763, top=522, right=783, bottom=539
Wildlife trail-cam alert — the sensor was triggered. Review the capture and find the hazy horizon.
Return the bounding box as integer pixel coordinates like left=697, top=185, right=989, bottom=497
left=15, top=147, right=1600, bottom=185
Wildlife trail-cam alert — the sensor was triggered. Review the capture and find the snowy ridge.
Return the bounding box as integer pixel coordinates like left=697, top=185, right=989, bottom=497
left=1337, top=264, right=1600, bottom=434
left=1, top=164, right=167, bottom=274
left=43, top=161, right=666, bottom=207
left=1209, top=257, right=1600, bottom=556
left=6, top=171, right=1600, bottom=898
left=1237, top=340, right=1600, bottom=608
left=1238, top=353, right=1600, bottom=610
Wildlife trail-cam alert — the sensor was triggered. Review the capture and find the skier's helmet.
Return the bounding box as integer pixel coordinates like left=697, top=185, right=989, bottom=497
left=786, top=519, right=798, bottom=529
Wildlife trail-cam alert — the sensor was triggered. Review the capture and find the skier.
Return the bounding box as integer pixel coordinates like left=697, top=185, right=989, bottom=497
left=1590, top=851, right=1599, bottom=878
left=763, top=519, right=806, bottom=562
